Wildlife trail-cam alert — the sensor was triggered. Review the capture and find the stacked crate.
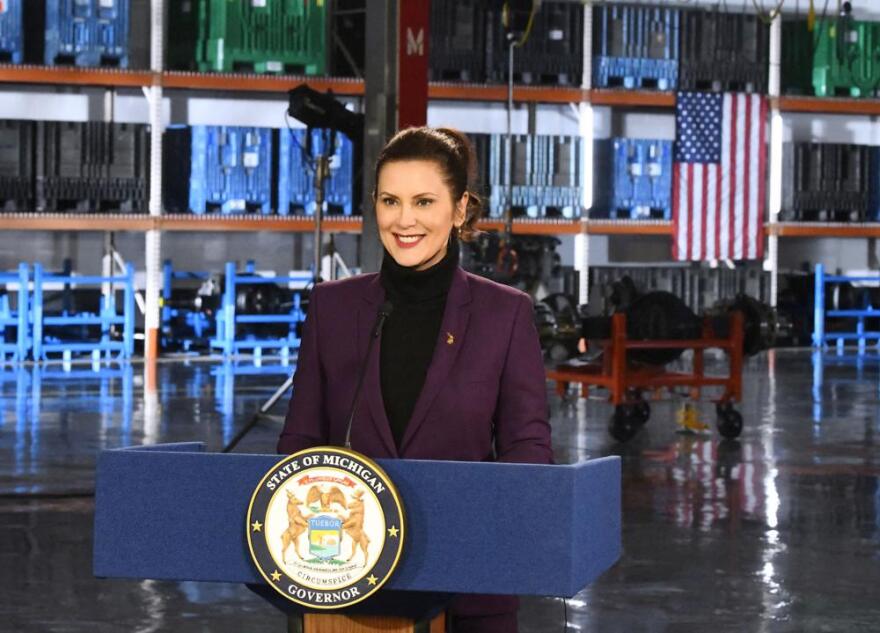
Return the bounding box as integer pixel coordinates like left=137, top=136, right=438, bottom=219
left=168, top=0, right=327, bottom=74
left=592, top=138, right=673, bottom=220
left=278, top=128, right=354, bottom=216
left=679, top=8, right=769, bottom=93
left=43, top=0, right=130, bottom=67
left=164, top=126, right=273, bottom=215
left=781, top=19, right=816, bottom=95
left=0, top=121, right=35, bottom=212
left=429, top=0, right=486, bottom=82
left=784, top=17, right=880, bottom=98
left=35, top=121, right=149, bottom=213
left=485, top=134, right=583, bottom=219
left=330, top=0, right=365, bottom=77
left=781, top=142, right=879, bottom=222
left=0, top=0, right=23, bottom=64
left=485, top=2, right=583, bottom=85
left=593, top=3, right=679, bottom=91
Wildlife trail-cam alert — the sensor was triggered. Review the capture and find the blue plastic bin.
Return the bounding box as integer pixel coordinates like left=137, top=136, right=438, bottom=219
left=0, top=0, right=23, bottom=64
left=593, top=4, right=679, bottom=90
left=610, top=138, right=673, bottom=219
left=188, top=126, right=273, bottom=215
left=278, top=128, right=354, bottom=216
left=44, top=0, right=130, bottom=68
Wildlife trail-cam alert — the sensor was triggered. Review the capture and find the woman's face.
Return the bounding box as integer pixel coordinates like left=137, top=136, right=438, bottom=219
left=376, top=160, right=467, bottom=271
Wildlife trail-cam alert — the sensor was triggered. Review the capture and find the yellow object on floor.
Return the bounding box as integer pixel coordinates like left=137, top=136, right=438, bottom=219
left=676, top=403, right=710, bottom=434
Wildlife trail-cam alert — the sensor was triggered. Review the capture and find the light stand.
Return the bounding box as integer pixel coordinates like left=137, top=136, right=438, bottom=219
left=311, top=127, right=338, bottom=284
left=224, top=85, right=362, bottom=454
left=221, top=373, right=294, bottom=453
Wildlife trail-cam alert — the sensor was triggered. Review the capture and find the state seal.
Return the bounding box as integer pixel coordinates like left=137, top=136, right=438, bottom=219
left=246, top=447, right=405, bottom=609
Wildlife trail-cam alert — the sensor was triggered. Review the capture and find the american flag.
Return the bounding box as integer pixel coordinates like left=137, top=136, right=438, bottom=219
left=672, top=92, right=768, bottom=261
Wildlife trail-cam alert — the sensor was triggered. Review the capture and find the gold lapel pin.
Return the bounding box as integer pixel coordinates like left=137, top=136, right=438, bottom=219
left=446, top=332, right=454, bottom=345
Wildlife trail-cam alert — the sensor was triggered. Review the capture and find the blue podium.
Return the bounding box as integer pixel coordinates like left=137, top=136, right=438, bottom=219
left=93, top=443, right=621, bottom=632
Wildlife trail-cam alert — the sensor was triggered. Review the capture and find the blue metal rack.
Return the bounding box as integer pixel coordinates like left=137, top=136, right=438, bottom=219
left=44, top=0, right=130, bottom=68
left=161, top=260, right=214, bottom=353
left=210, top=262, right=309, bottom=358
left=0, top=263, right=29, bottom=364
left=593, top=4, right=679, bottom=91
left=609, top=138, right=673, bottom=219
left=0, top=0, right=23, bottom=64
left=32, top=262, right=135, bottom=363
left=278, top=128, right=354, bottom=216
left=813, top=263, right=880, bottom=354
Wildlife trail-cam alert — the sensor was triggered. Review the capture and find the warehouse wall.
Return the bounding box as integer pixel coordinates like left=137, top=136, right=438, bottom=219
left=0, top=230, right=362, bottom=279
left=1, top=85, right=877, bottom=274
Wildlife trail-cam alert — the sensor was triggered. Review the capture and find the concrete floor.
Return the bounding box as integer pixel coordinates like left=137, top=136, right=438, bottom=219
left=1, top=350, right=879, bottom=632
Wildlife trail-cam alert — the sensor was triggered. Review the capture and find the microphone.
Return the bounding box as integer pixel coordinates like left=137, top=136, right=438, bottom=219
left=344, top=301, right=393, bottom=449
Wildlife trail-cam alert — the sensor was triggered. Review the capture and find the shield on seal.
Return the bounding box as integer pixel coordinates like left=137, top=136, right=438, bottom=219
left=308, top=515, right=343, bottom=560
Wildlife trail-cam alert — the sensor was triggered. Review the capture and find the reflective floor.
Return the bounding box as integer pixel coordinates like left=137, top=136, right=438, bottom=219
left=1, top=350, right=879, bottom=632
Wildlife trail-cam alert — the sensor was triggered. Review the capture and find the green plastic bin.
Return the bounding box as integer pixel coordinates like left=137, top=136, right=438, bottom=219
left=169, top=0, right=327, bottom=75
left=811, top=17, right=880, bottom=97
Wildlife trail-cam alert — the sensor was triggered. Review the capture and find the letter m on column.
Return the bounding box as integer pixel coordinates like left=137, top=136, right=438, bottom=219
left=406, top=28, right=424, bottom=56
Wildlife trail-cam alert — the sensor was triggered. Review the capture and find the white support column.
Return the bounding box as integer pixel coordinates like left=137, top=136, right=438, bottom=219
left=575, top=230, right=589, bottom=305
left=145, top=0, right=165, bottom=380
left=766, top=15, right=782, bottom=307
left=101, top=92, right=115, bottom=304
left=577, top=2, right=593, bottom=306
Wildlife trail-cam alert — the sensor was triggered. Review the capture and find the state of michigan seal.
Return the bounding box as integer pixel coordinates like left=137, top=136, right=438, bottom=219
left=246, top=447, right=405, bottom=609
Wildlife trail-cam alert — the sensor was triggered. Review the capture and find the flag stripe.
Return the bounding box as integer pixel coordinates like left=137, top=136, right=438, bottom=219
left=672, top=162, right=681, bottom=260
left=715, top=156, right=722, bottom=261
left=749, top=94, right=760, bottom=258
left=689, top=163, right=696, bottom=260
left=727, top=94, right=737, bottom=260
left=743, top=94, right=753, bottom=259
left=679, top=163, right=689, bottom=259
left=701, top=163, right=709, bottom=261
left=719, top=95, right=730, bottom=259
left=735, top=93, right=746, bottom=260
left=672, top=162, right=678, bottom=260
left=756, top=96, right=768, bottom=260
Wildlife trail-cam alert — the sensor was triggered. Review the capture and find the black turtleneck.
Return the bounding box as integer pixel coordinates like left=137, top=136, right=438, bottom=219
left=379, top=238, right=459, bottom=449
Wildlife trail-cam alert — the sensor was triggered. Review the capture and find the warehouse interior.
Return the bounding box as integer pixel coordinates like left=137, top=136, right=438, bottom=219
left=2, top=0, right=880, bottom=631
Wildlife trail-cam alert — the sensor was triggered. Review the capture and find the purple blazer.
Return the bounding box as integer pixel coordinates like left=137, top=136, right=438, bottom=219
left=277, top=266, right=553, bottom=625
left=278, top=266, right=552, bottom=464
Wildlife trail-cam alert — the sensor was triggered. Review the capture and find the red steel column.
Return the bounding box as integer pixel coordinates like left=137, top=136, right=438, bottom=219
left=397, top=0, right=430, bottom=129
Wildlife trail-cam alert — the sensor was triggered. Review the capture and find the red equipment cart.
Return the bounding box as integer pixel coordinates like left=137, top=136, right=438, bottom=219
left=546, top=311, right=745, bottom=441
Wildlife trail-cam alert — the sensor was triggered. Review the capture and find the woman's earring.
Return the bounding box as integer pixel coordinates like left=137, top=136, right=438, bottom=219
left=456, top=225, right=463, bottom=239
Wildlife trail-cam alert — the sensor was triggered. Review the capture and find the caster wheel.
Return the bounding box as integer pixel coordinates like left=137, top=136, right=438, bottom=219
left=633, top=400, right=651, bottom=425
left=609, top=406, right=643, bottom=442
left=716, top=403, right=743, bottom=439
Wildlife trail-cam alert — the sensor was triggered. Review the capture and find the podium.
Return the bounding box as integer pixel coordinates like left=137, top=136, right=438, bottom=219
left=93, top=443, right=621, bottom=632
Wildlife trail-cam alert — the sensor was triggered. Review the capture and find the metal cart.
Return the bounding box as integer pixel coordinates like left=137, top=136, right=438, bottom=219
left=547, top=311, right=745, bottom=442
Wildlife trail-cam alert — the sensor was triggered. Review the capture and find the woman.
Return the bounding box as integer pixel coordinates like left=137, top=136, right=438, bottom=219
left=278, top=126, right=553, bottom=632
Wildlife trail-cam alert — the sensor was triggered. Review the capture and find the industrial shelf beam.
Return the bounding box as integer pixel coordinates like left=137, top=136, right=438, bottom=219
left=777, top=96, right=880, bottom=117
left=769, top=223, right=880, bottom=238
